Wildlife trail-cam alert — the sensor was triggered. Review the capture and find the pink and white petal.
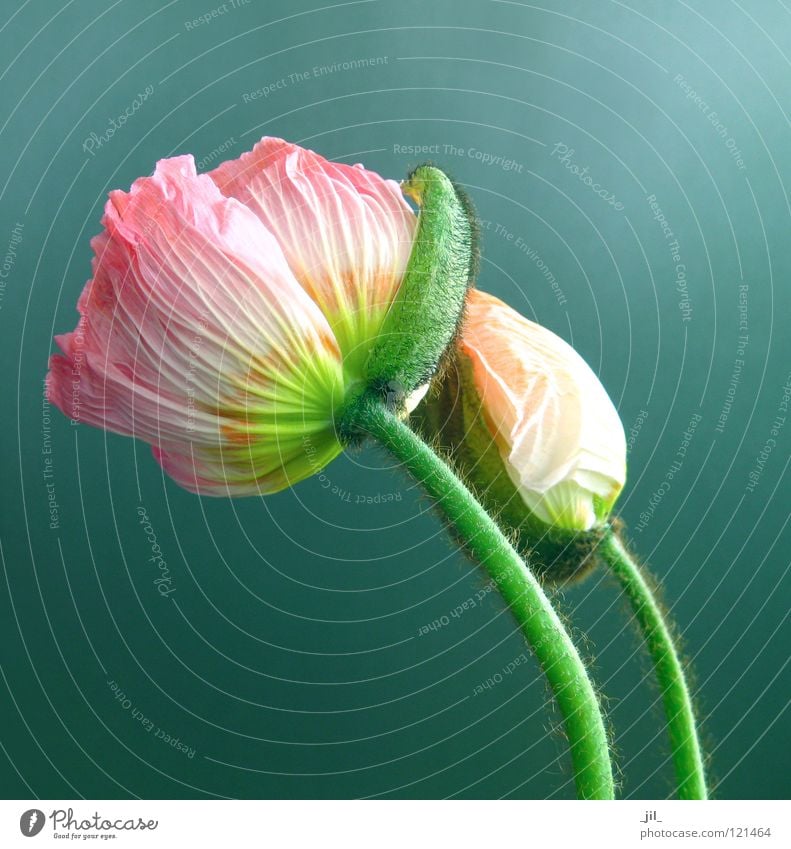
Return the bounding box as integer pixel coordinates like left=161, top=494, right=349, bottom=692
left=208, top=137, right=416, bottom=362
left=152, top=421, right=341, bottom=497
left=461, top=289, right=625, bottom=528
left=47, top=155, right=344, bottom=495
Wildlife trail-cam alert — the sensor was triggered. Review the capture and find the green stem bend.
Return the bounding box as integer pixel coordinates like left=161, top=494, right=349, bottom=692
left=601, top=531, right=708, bottom=799
left=351, top=396, right=614, bottom=800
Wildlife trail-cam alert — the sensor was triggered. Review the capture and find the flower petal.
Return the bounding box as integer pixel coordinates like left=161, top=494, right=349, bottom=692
left=460, top=289, right=626, bottom=530
left=208, top=137, right=416, bottom=374
left=46, top=155, right=344, bottom=495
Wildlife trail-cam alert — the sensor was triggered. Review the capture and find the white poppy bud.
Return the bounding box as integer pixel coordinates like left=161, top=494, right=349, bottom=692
left=414, top=288, right=626, bottom=581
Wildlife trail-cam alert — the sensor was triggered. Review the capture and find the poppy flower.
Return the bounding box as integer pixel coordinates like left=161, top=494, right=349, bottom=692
left=46, top=139, right=417, bottom=495
left=415, top=288, right=626, bottom=578
left=464, top=289, right=626, bottom=529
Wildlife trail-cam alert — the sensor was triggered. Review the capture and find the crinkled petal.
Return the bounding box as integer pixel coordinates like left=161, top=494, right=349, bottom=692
left=460, top=289, right=626, bottom=530
left=46, top=155, right=344, bottom=495
left=208, top=137, right=416, bottom=375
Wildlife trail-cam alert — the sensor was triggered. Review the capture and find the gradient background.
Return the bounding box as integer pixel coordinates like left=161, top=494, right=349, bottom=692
left=1, top=0, right=788, bottom=800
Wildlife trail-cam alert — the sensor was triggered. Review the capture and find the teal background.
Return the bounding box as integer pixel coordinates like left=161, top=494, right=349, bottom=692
left=1, top=0, right=788, bottom=800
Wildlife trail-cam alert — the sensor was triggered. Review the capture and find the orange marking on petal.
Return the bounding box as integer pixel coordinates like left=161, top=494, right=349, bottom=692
left=221, top=422, right=255, bottom=445
left=319, top=330, right=340, bottom=357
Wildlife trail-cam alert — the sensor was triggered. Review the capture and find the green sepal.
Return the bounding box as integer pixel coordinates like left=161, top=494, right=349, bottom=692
left=364, top=164, right=479, bottom=406
left=412, top=351, right=605, bottom=585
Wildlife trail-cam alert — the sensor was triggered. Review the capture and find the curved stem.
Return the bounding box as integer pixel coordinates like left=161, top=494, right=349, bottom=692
left=600, top=531, right=707, bottom=799
left=352, top=396, right=614, bottom=800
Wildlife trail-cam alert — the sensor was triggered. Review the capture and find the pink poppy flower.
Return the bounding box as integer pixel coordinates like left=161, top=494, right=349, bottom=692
left=46, top=139, right=416, bottom=495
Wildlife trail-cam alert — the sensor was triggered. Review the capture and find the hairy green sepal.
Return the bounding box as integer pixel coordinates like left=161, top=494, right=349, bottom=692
left=363, top=164, right=479, bottom=405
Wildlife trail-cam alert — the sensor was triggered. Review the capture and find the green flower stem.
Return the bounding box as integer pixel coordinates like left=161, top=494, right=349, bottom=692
left=352, top=396, right=614, bottom=800
left=600, top=531, right=707, bottom=800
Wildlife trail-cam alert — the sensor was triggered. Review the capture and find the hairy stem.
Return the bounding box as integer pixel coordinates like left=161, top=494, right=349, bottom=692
left=351, top=396, right=614, bottom=799
left=601, top=531, right=707, bottom=799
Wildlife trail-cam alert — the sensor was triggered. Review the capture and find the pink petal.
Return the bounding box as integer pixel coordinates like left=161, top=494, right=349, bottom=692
left=46, top=155, right=344, bottom=495
left=208, top=137, right=416, bottom=369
